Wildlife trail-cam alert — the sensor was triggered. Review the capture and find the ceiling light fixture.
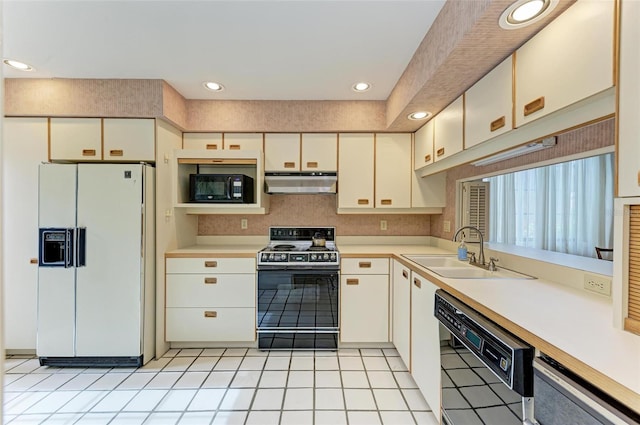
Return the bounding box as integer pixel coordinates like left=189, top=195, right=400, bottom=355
left=3, top=59, right=34, bottom=71
left=203, top=81, right=224, bottom=92
left=499, top=0, right=558, bottom=29
left=352, top=82, right=371, bottom=92
left=408, top=111, right=431, bottom=120
left=471, top=136, right=557, bottom=166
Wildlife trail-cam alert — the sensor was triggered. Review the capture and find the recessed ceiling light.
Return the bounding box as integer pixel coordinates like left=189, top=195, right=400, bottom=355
left=203, top=81, right=224, bottom=92
left=499, top=0, right=557, bottom=29
left=352, top=82, right=371, bottom=92
left=3, top=59, right=34, bottom=71
left=408, top=111, right=431, bottom=120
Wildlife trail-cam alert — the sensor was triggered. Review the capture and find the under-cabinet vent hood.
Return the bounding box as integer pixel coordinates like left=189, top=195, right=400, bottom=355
left=264, top=172, right=337, bottom=194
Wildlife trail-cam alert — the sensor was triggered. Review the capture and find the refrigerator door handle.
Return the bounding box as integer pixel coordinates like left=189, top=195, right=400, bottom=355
left=76, top=228, right=86, bottom=267
left=65, top=228, right=75, bottom=268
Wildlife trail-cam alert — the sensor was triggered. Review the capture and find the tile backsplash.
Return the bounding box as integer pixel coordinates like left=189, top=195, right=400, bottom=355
left=198, top=195, right=431, bottom=236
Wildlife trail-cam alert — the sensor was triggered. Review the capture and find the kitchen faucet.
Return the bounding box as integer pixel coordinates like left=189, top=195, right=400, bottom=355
left=452, top=226, right=486, bottom=267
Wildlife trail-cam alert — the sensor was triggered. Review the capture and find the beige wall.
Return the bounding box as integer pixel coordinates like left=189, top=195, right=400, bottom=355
left=430, top=118, right=616, bottom=239
left=198, top=195, right=431, bottom=236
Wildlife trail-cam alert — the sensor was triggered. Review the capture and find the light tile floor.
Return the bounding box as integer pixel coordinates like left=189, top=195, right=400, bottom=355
left=3, top=348, right=439, bottom=425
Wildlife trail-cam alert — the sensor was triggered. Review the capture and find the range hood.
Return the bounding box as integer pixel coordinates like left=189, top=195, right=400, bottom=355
left=264, top=172, right=337, bottom=194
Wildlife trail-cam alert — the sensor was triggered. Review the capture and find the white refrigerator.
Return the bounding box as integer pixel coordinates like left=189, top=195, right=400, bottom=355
left=37, top=163, right=155, bottom=367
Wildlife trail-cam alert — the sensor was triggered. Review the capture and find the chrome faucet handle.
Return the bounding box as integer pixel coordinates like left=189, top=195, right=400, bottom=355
left=468, top=252, right=477, bottom=264
left=488, top=257, right=499, bottom=271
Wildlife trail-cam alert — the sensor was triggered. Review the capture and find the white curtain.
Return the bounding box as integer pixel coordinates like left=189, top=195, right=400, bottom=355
left=488, top=153, right=614, bottom=258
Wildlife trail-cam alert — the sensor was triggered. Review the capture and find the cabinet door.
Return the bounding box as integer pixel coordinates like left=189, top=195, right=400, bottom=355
left=183, top=133, right=222, bottom=150
left=103, top=118, right=155, bottom=161
left=410, top=274, right=441, bottom=418
left=515, top=0, right=614, bottom=127
left=301, top=133, right=337, bottom=172
left=3, top=118, right=49, bottom=350
left=392, top=260, right=411, bottom=369
left=50, top=118, right=102, bottom=161
left=414, top=120, right=434, bottom=170
left=375, top=133, right=412, bottom=209
left=338, top=133, right=375, bottom=208
left=465, top=55, right=513, bottom=148
left=340, top=274, right=389, bottom=343
left=618, top=0, right=640, bottom=197
left=224, top=133, right=263, bottom=151
left=264, top=133, right=300, bottom=171
left=434, top=96, right=464, bottom=162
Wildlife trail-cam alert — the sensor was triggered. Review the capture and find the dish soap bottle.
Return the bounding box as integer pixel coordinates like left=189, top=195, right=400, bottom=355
left=457, top=236, right=468, bottom=261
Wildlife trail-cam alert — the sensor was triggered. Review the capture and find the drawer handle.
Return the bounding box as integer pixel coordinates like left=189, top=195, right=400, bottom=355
left=346, top=278, right=359, bottom=285
left=82, top=149, right=96, bottom=157
left=109, top=149, right=124, bottom=157
left=524, top=96, right=545, bottom=116
left=357, top=199, right=369, bottom=205
left=206, top=144, right=218, bottom=150
left=204, top=261, right=218, bottom=268
left=359, top=262, right=372, bottom=268
left=402, top=270, right=408, bottom=279
left=204, top=277, right=218, bottom=284
left=306, top=161, right=318, bottom=168
left=490, top=116, right=506, bottom=132
left=204, top=311, right=218, bottom=318
left=30, top=258, right=39, bottom=264
left=424, top=154, right=431, bottom=163
left=284, top=162, right=296, bottom=168
left=436, top=147, right=445, bottom=157
left=413, top=278, right=422, bottom=289
left=381, top=199, right=392, bottom=206
left=228, top=144, right=241, bottom=150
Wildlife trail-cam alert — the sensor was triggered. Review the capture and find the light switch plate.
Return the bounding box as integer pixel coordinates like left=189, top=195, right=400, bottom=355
left=444, top=220, right=451, bottom=233
left=380, top=220, right=388, bottom=231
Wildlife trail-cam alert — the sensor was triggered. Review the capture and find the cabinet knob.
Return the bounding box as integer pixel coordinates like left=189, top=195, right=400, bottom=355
left=357, top=199, right=369, bottom=205
left=359, top=262, right=372, bottom=268
left=490, top=116, right=506, bottom=132
left=436, top=147, right=445, bottom=157
left=284, top=162, right=296, bottom=169
left=424, top=154, right=431, bottom=163
left=306, top=161, right=318, bottom=168
left=413, top=278, right=422, bottom=289
left=228, top=144, right=241, bottom=150
left=204, top=261, right=218, bottom=268
left=82, top=149, right=96, bottom=157
left=381, top=199, right=392, bottom=206
left=204, top=277, right=218, bottom=284
left=206, top=144, right=218, bottom=150
left=524, top=96, right=545, bottom=116
left=204, top=311, right=218, bottom=318
left=109, top=149, right=124, bottom=157
left=346, top=278, right=359, bottom=285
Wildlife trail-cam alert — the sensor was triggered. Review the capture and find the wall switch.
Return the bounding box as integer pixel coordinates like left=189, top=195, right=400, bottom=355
left=583, top=273, right=612, bottom=296
left=380, top=220, right=388, bottom=231
left=241, top=219, right=248, bottom=230
left=444, top=220, right=451, bottom=233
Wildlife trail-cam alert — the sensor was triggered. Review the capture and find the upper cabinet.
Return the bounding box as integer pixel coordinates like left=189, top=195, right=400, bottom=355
left=514, top=0, right=614, bottom=127
left=375, top=134, right=412, bottom=209
left=465, top=55, right=513, bottom=148
left=433, top=96, right=464, bottom=162
left=414, top=120, right=434, bottom=170
left=301, top=133, right=337, bottom=172
left=338, top=133, right=375, bottom=209
left=50, top=118, right=155, bottom=162
left=264, top=133, right=337, bottom=172
left=183, top=133, right=263, bottom=151
left=617, top=0, right=640, bottom=197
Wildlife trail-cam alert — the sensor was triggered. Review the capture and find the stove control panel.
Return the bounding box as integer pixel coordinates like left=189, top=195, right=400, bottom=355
left=259, top=251, right=339, bottom=263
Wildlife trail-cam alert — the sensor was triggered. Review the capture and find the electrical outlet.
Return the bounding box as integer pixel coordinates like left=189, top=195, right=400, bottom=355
left=241, top=219, right=248, bottom=230
left=583, top=273, right=611, bottom=296
left=380, top=220, right=388, bottom=231
left=444, top=220, right=451, bottom=233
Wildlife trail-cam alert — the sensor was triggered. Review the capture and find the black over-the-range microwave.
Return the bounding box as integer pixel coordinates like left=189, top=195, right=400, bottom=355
left=189, top=174, right=255, bottom=203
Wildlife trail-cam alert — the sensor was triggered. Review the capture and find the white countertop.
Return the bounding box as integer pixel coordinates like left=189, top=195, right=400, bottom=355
left=166, top=240, right=640, bottom=410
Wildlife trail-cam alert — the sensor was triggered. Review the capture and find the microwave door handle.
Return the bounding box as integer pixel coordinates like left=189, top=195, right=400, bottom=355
left=227, top=176, right=233, bottom=200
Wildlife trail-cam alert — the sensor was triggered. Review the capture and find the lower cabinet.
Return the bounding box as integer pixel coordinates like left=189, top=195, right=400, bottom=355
left=410, top=272, right=441, bottom=419
left=340, top=258, right=390, bottom=343
left=165, top=256, right=256, bottom=342
left=392, top=260, right=411, bottom=368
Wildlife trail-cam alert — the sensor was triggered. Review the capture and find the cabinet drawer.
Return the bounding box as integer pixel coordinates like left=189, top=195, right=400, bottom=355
left=341, top=258, right=389, bottom=274
left=166, top=274, right=255, bottom=308
left=166, top=307, right=255, bottom=342
left=166, top=257, right=255, bottom=274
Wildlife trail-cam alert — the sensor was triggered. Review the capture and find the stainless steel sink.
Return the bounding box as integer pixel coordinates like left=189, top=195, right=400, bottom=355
left=402, top=254, right=535, bottom=280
